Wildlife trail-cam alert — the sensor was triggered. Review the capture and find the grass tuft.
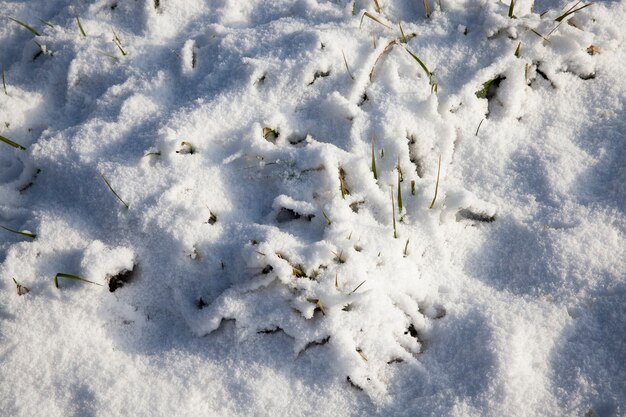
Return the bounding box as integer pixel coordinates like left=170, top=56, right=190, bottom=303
left=76, top=16, right=86, bottom=37
left=428, top=155, right=441, bottom=209
left=101, top=174, right=129, bottom=209
left=9, top=18, right=41, bottom=36
left=1, top=225, right=36, bottom=238
left=54, top=273, right=102, bottom=289
left=0, top=135, right=26, bottom=150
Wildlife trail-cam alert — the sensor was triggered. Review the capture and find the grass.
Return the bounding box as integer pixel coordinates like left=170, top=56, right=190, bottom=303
left=514, top=42, right=521, bottom=58
left=397, top=168, right=403, bottom=214
left=76, top=16, right=86, bottom=37
left=360, top=12, right=392, bottom=30
left=371, top=134, right=378, bottom=180
left=112, top=30, right=127, bottom=56
left=13, top=277, right=30, bottom=296
left=321, top=209, right=331, bottom=225
left=351, top=280, right=366, bottom=293
left=428, top=155, right=441, bottom=209
left=403, top=239, right=410, bottom=257
left=391, top=188, right=397, bottom=238
left=373, top=0, right=382, bottom=13
left=411, top=180, right=415, bottom=195
left=369, top=40, right=396, bottom=81
left=475, top=119, right=485, bottom=136
left=339, top=168, right=349, bottom=199
left=0, top=225, right=36, bottom=238
left=341, top=50, right=354, bottom=80
left=508, top=0, right=515, bottom=18
left=555, top=1, right=593, bottom=22
left=405, top=48, right=435, bottom=89
left=423, top=0, right=430, bottom=18
left=2, top=64, right=6, bottom=95
left=101, top=174, right=129, bottom=209
left=0, top=135, right=26, bottom=150
left=54, top=273, right=102, bottom=289
left=399, top=21, right=408, bottom=43
left=332, top=250, right=345, bottom=264
left=9, top=18, right=41, bottom=36
left=38, top=18, right=54, bottom=28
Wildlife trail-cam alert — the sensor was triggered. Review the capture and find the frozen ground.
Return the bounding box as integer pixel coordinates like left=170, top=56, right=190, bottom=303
left=1, top=0, right=625, bottom=415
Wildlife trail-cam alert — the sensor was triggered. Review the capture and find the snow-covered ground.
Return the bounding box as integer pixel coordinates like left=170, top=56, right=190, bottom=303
left=1, top=0, right=625, bottom=415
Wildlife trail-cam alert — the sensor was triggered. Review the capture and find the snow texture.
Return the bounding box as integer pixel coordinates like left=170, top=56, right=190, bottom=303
left=1, top=0, right=625, bottom=415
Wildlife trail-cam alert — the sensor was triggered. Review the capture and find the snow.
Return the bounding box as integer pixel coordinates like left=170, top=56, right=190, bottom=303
left=1, top=0, right=625, bottom=415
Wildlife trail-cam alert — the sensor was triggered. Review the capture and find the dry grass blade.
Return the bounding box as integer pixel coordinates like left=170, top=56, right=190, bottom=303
left=403, top=239, right=409, bottom=257
left=0, top=225, right=36, bottom=238
left=13, top=278, right=30, bottom=296
left=9, top=18, right=41, bottom=36
left=372, top=0, right=381, bottom=13
left=339, top=167, right=349, bottom=198
left=475, top=119, right=484, bottom=136
left=76, top=16, right=86, bottom=37
left=112, top=30, right=127, bottom=56
left=397, top=169, right=403, bottom=213
left=2, top=64, right=6, bottom=95
left=423, top=0, right=430, bottom=18
left=341, top=50, right=354, bottom=80
left=54, top=273, right=102, bottom=288
left=428, top=155, right=441, bottom=209
left=360, top=12, right=392, bottom=30
left=0, top=135, right=26, bottom=150
left=351, top=280, right=366, bottom=293
left=369, top=39, right=396, bottom=81
left=101, top=174, right=129, bottom=209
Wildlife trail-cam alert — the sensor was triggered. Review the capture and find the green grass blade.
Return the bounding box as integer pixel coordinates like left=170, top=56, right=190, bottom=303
left=0, top=225, right=36, bottom=238
left=397, top=170, right=403, bottom=213
left=555, top=2, right=592, bottom=22
left=2, top=63, right=6, bottom=95
left=428, top=155, right=441, bottom=209
left=76, top=16, right=86, bottom=37
left=101, top=174, right=129, bottom=209
left=391, top=188, right=397, bottom=238
left=0, top=135, right=26, bottom=150
left=508, top=0, right=515, bottom=18
left=360, top=12, right=392, bottom=30
left=9, top=18, right=41, bottom=36
left=54, top=273, right=102, bottom=289
left=371, top=134, right=378, bottom=180
left=514, top=42, right=521, bottom=57
left=38, top=18, right=54, bottom=28
left=405, top=48, right=432, bottom=82
left=321, top=209, right=331, bottom=225
left=399, top=21, right=408, bottom=43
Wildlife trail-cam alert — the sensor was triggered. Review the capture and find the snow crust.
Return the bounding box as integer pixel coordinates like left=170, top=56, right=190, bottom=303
left=1, top=0, right=625, bottom=415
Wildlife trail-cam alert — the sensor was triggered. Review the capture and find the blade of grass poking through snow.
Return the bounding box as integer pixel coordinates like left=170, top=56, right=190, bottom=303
left=391, top=188, right=397, bottom=238
left=428, top=155, right=441, bottom=209
left=322, top=209, right=331, bottom=225
left=411, top=180, right=415, bottom=195
left=403, top=239, right=409, bottom=257
left=475, top=119, right=484, bottom=136
left=372, top=0, right=381, bottom=13
left=508, top=0, right=515, bottom=18
left=112, top=30, right=127, bottom=56
left=399, top=21, right=408, bottom=43
left=0, top=225, right=36, bottom=238
left=101, top=174, right=129, bottom=209
left=405, top=48, right=432, bottom=84
left=0, top=135, right=26, bottom=150
left=555, top=2, right=593, bottom=22
left=76, top=16, right=86, bottom=37
left=38, top=18, right=54, bottom=28
left=359, top=12, right=392, bottom=30
left=341, top=50, right=354, bottom=80
left=54, top=273, right=102, bottom=289
left=371, top=134, right=378, bottom=180
left=9, top=18, right=41, bottom=36
left=351, top=280, right=366, bottom=293
left=514, top=42, right=521, bottom=57
left=2, top=64, right=6, bottom=95
left=397, top=169, right=403, bottom=213
left=369, top=40, right=396, bottom=81
left=423, top=0, right=430, bottom=18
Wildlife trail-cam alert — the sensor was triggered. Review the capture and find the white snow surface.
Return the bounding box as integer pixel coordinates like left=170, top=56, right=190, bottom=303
left=1, top=0, right=625, bottom=415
